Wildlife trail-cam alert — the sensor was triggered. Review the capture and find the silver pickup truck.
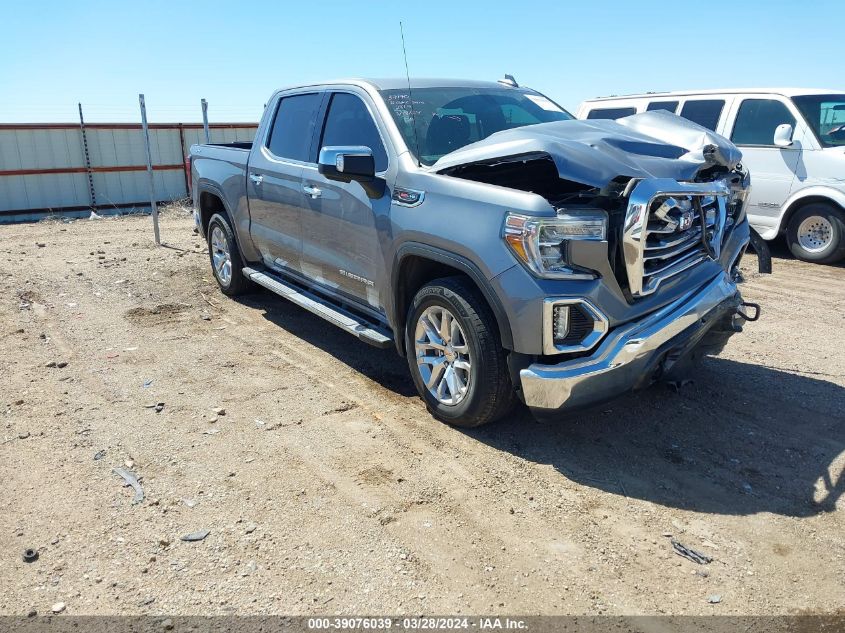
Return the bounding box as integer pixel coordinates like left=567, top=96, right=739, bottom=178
left=189, top=78, right=758, bottom=427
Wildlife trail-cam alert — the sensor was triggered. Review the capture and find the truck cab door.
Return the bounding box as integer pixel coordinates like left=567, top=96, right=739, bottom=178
left=247, top=91, right=325, bottom=272
left=726, top=96, right=803, bottom=237
left=299, top=91, right=392, bottom=313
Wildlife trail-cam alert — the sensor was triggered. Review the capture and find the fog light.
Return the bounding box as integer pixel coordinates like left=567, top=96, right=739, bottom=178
left=553, top=305, right=570, bottom=341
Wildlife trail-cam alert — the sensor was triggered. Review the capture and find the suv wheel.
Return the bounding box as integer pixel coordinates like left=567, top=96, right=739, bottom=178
left=207, top=213, right=251, bottom=295
left=405, top=277, right=515, bottom=427
left=786, top=203, right=845, bottom=264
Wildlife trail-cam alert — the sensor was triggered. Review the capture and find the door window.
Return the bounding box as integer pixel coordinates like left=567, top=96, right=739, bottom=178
left=266, top=93, right=323, bottom=162
left=585, top=107, right=636, bottom=120
left=320, top=93, right=388, bottom=171
left=731, top=99, right=797, bottom=146
left=647, top=101, right=679, bottom=113
left=792, top=94, right=845, bottom=147
left=679, top=100, right=725, bottom=131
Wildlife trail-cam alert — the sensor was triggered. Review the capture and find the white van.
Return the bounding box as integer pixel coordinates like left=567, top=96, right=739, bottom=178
left=577, top=89, right=845, bottom=264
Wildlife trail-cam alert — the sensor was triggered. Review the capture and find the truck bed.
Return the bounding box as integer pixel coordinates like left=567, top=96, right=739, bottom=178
left=204, top=141, right=253, bottom=150
left=189, top=143, right=250, bottom=214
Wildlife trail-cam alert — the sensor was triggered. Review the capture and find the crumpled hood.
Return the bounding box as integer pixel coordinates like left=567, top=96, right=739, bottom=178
left=433, top=110, right=743, bottom=189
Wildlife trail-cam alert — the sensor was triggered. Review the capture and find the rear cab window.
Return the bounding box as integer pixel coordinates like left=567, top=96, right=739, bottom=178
left=320, top=93, right=388, bottom=172
left=586, top=107, right=637, bottom=120
left=731, top=99, right=796, bottom=146
left=266, top=93, right=323, bottom=162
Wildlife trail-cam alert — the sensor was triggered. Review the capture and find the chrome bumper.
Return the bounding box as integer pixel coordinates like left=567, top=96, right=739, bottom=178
left=519, top=272, right=743, bottom=413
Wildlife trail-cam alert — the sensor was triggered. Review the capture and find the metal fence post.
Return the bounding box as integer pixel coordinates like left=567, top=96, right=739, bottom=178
left=139, top=94, right=161, bottom=245
left=177, top=123, right=189, bottom=197
left=201, top=99, right=210, bottom=143
left=78, top=103, right=97, bottom=212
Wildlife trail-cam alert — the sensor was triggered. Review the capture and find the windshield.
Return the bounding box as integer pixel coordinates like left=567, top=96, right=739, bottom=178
left=379, top=87, right=573, bottom=165
left=792, top=94, right=845, bottom=147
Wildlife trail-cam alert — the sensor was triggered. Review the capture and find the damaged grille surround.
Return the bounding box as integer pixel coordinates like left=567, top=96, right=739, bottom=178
left=622, top=178, right=734, bottom=298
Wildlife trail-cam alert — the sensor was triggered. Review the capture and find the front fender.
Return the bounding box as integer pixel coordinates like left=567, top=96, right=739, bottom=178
left=390, top=242, right=515, bottom=354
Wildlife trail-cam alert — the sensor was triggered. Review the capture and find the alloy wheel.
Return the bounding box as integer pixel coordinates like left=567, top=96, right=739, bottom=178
left=414, top=306, right=472, bottom=406
left=210, top=225, right=232, bottom=285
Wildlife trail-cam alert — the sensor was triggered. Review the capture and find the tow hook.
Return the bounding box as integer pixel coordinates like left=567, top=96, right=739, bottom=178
left=736, top=301, right=761, bottom=322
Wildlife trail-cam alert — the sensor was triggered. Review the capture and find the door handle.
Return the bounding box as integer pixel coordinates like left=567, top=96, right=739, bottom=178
left=249, top=173, right=263, bottom=186
left=303, top=184, right=322, bottom=199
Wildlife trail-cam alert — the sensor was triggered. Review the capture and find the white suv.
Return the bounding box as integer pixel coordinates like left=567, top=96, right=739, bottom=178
left=577, top=89, right=845, bottom=264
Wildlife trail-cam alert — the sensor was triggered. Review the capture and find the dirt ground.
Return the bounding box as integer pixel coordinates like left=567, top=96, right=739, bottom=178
left=1, top=208, right=843, bottom=617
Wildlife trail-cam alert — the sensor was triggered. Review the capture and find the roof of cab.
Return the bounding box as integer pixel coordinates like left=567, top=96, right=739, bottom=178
left=583, top=87, right=843, bottom=102
left=275, top=78, right=526, bottom=93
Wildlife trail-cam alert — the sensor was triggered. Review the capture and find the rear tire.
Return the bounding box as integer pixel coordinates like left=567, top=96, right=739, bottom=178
left=405, top=277, right=515, bottom=428
left=207, top=213, right=251, bottom=296
left=786, top=203, right=845, bottom=264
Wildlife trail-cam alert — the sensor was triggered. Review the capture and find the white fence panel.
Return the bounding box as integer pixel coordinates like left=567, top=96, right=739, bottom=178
left=0, top=122, right=259, bottom=222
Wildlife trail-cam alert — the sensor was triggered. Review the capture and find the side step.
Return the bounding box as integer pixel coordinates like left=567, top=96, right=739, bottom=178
left=242, top=267, right=393, bottom=349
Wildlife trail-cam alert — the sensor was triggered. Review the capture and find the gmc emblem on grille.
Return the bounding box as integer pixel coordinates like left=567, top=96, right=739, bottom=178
left=678, top=210, right=694, bottom=231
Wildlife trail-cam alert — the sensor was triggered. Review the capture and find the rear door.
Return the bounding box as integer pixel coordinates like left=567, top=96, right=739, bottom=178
left=300, top=90, right=392, bottom=311
left=247, top=91, right=325, bottom=270
left=724, top=95, right=802, bottom=235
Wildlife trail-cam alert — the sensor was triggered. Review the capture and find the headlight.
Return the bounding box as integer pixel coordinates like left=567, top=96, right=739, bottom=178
left=503, top=210, right=607, bottom=279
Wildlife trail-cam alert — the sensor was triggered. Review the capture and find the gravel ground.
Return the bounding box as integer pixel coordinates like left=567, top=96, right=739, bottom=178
left=1, top=209, right=843, bottom=616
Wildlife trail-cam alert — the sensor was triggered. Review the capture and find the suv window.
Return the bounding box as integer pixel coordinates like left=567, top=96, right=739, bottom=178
left=731, top=99, right=797, bottom=146
left=267, top=93, right=323, bottom=162
left=647, top=101, right=679, bottom=113
left=792, top=94, right=845, bottom=147
left=320, top=93, right=388, bottom=171
left=679, top=100, right=725, bottom=131
left=586, top=107, right=636, bottom=120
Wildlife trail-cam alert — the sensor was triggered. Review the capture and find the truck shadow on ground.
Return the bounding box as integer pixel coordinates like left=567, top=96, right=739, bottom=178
left=469, top=356, right=845, bottom=518
left=243, top=293, right=844, bottom=519
left=239, top=293, right=418, bottom=397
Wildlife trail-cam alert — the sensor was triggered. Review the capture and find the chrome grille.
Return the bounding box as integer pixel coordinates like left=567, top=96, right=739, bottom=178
left=623, top=179, right=729, bottom=298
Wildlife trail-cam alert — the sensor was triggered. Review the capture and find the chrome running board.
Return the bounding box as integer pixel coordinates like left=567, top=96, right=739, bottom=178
left=243, top=267, right=393, bottom=349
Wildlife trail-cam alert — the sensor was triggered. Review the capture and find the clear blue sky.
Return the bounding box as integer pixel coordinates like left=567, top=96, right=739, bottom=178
left=1, top=0, right=840, bottom=123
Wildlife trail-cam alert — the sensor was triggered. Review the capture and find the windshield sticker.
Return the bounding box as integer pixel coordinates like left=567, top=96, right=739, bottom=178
left=525, top=94, right=564, bottom=112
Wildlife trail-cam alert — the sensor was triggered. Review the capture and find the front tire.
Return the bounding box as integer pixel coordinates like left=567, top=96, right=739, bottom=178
left=207, top=213, right=251, bottom=296
left=405, top=277, right=515, bottom=428
left=786, top=203, right=845, bottom=264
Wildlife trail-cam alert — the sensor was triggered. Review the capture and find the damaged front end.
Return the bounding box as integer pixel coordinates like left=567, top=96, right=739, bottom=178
left=433, top=110, right=756, bottom=415
left=436, top=110, right=753, bottom=302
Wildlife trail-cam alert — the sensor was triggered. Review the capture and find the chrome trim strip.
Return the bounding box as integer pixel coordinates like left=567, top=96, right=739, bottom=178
left=541, top=298, right=609, bottom=355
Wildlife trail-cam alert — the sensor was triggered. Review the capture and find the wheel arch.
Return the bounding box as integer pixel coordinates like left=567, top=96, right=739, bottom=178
left=390, top=244, right=514, bottom=356
left=197, top=184, right=231, bottom=238
left=779, top=186, right=845, bottom=234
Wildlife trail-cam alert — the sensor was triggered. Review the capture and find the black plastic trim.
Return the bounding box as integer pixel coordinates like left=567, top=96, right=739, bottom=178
left=391, top=242, right=514, bottom=354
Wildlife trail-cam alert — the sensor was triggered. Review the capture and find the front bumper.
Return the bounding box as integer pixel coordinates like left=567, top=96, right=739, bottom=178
left=519, top=271, right=743, bottom=414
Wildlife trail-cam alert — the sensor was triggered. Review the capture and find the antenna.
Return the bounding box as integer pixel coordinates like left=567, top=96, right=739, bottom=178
left=399, top=21, right=422, bottom=167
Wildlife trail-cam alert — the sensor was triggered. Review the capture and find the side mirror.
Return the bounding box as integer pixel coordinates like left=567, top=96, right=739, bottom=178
left=318, top=146, right=375, bottom=182
left=773, top=123, right=794, bottom=147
